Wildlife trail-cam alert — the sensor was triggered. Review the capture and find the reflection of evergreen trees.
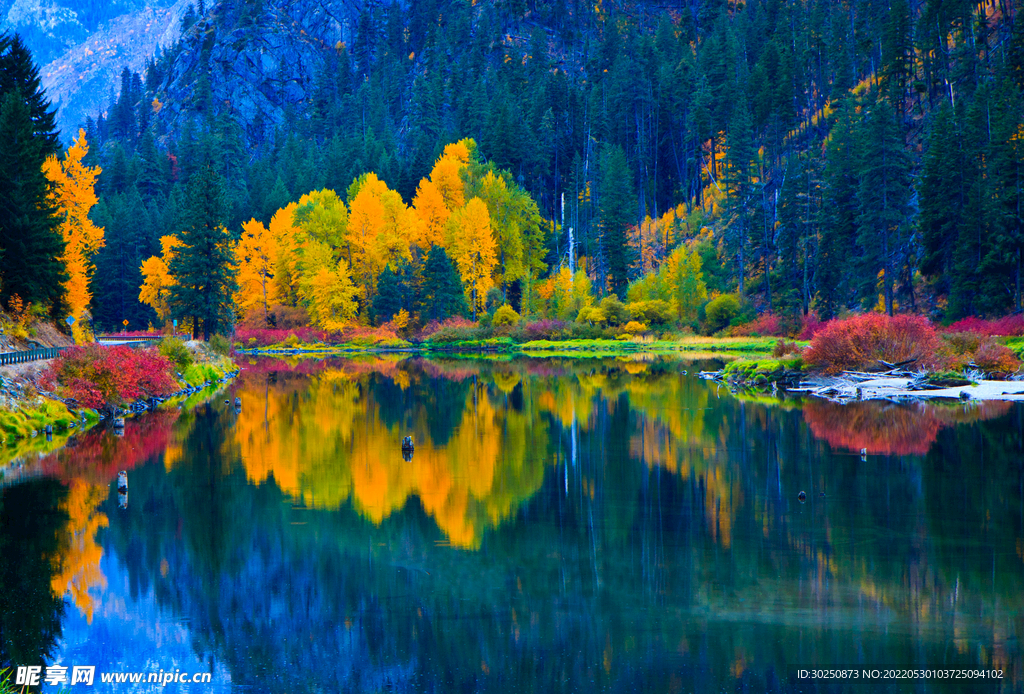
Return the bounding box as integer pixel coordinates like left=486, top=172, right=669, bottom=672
left=98, top=360, right=1024, bottom=692
left=0, top=479, right=68, bottom=668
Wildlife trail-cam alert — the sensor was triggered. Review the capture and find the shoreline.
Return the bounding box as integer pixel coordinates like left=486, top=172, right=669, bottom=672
left=234, top=335, right=796, bottom=357
left=0, top=374, right=239, bottom=485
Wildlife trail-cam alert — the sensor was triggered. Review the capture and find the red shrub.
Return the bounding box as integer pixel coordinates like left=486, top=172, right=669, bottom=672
left=944, top=315, right=1024, bottom=336
left=336, top=323, right=402, bottom=345
left=730, top=313, right=786, bottom=337
left=804, top=314, right=941, bottom=374
left=97, top=329, right=161, bottom=338
left=42, top=345, right=177, bottom=409
left=234, top=327, right=327, bottom=347
left=973, top=341, right=1021, bottom=374
left=520, top=319, right=569, bottom=340
left=416, top=316, right=477, bottom=340
left=798, top=312, right=826, bottom=340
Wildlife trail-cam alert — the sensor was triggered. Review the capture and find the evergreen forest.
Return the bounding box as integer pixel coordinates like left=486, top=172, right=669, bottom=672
left=2, top=0, right=1023, bottom=335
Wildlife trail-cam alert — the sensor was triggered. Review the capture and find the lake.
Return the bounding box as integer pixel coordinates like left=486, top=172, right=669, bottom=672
left=2, top=354, right=1022, bottom=692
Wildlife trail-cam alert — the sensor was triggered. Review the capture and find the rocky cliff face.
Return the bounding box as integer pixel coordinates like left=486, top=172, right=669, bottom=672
left=41, top=1, right=190, bottom=138
left=1, top=0, right=186, bottom=139
left=155, top=0, right=363, bottom=145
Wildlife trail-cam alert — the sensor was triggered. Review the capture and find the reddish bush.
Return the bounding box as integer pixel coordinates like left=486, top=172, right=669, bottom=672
left=804, top=314, right=941, bottom=373
left=41, top=345, right=177, bottom=410
left=798, top=312, right=826, bottom=340
left=234, top=327, right=326, bottom=347
left=730, top=313, right=786, bottom=337
left=973, top=341, right=1021, bottom=374
left=944, top=315, right=1024, bottom=336
left=97, top=329, right=160, bottom=338
left=416, top=316, right=477, bottom=340
left=336, top=323, right=403, bottom=345
left=519, top=319, right=569, bottom=340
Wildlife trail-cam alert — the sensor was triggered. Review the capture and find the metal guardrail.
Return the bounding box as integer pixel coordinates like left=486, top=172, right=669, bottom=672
left=0, top=333, right=187, bottom=366
left=0, top=346, right=68, bottom=365
left=97, top=333, right=191, bottom=342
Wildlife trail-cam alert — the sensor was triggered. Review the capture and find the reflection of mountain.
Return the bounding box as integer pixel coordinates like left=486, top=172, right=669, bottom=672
left=804, top=399, right=1012, bottom=456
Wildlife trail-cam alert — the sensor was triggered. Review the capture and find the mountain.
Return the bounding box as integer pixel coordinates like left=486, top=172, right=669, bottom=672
left=1, top=0, right=188, bottom=138
left=152, top=0, right=361, bottom=146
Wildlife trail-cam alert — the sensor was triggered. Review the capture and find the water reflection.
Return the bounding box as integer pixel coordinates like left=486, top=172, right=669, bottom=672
left=0, top=355, right=1021, bottom=692
left=804, top=399, right=1013, bottom=455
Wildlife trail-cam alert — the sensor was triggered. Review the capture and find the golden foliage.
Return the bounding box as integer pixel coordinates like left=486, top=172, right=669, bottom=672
left=412, top=178, right=450, bottom=248
left=430, top=154, right=467, bottom=211
left=347, top=173, right=420, bottom=298
left=223, top=363, right=547, bottom=548
left=43, top=129, right=104, bottom=343
left=51, top=480, right=108, bottom=624
left=139, top=235, right=182, bottom=320
left=234, top=218, right=280, bottom=324
left=447, top=197, right=497, bottom=313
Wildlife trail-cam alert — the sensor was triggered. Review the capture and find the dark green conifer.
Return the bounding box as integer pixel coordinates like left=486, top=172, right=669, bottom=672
left=168, top=167, right=238, bottom=340
left=0, top=33, right=65, bottom=310
left=597, top=144, right=634, bottom=298
left=420, top=245, right=468, bottom=322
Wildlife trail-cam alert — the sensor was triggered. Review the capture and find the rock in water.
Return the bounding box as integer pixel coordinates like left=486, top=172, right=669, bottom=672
left=402, top=435, right=414, bottom=451
left=797, top=491, right=806, bottom=503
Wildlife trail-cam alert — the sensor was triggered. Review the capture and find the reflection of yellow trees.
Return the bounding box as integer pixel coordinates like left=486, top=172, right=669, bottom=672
left=51, top=480, right=108, bottom=623
left=228, top=362, right=548, bottom=548
left=534, top=367, right=735, bottom=545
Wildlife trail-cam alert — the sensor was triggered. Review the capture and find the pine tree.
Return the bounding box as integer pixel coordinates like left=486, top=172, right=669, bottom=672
left=0, top=33, right=59, bottom=153
left=0, top=33, right=65, bottom=310
left=420, top=244, right=468, bottom=321
left=816, top=98, right=860, bottom=319
left=168, top=167, right=238, bottom=339
left=372, top=265, right=404, bottom=324
left=985, top=79, right=1024, bottom=311
left=597, top=144, right=635, bottom=298
left=721, top=105, right=755, bottom=296
left=854, top=97, right=914, bottom=315
left=919, top=103, right=963, bottom=298
left=0, top=92, right=66, bottom=310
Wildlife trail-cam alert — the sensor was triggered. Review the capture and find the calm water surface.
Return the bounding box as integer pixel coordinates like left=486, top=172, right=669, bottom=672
left=2, top=355, right=1023, bottom=693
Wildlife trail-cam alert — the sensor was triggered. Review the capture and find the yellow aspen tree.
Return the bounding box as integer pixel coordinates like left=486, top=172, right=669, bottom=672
left=234, top=218, right=280, bottom=325
left=430, top=155, right=466, bottom=211
left=297, top=240, right=359, bottom=330
left=374, top=187, right=418, bottom=270
left=347, top=175, right=388, bottom=297
left=474, top=170, right=525, bottom=293
left=447, top=197, right=496, bottom=318
left=412, top=178, right=449, bottom=248
left=42, top=129, right=104, bottom=343
left=139, top=235, right=181, bottom=321
left=665, top=243, right=707, bottom=322
left=268, top=202, right=300, bottom=306
left=441, top=139, right=473, bottom=165
left=346, top=174, right=418, bottom=305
